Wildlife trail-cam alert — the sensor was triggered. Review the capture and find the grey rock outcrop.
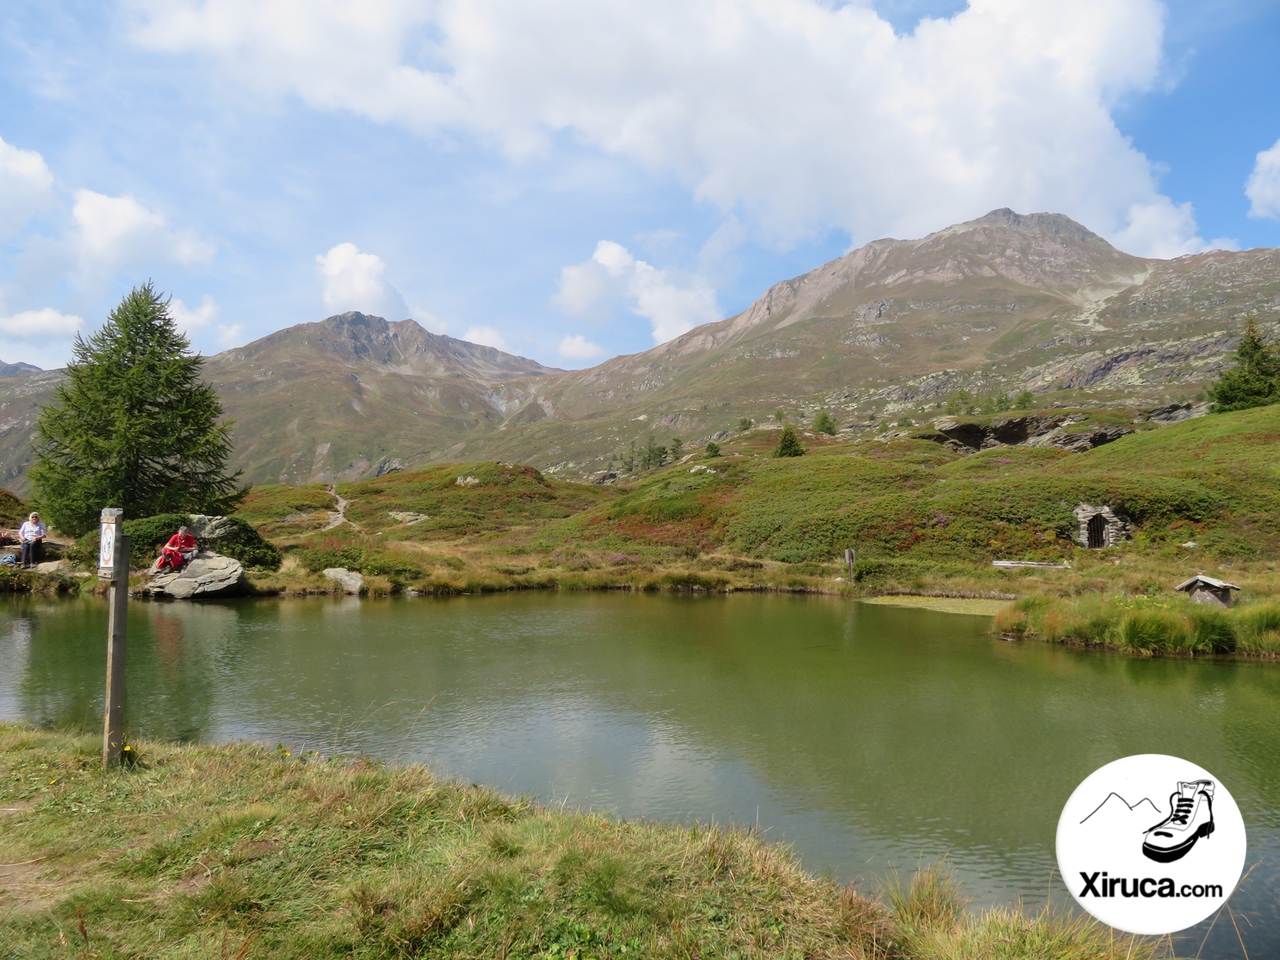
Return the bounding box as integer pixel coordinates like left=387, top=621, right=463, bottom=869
left=1142, top=401, right=1211, bottom=425
left=146, top=553, right=247, bottom=599
left=323, top=567, right=364, bottom=594
left=186, top=514, right=239, bottom=542
left=926, top=415, right=1133, bottom=454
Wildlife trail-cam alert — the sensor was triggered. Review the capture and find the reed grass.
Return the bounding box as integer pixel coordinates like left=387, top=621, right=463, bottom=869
left=1001, top=593, right=1280, bottom=658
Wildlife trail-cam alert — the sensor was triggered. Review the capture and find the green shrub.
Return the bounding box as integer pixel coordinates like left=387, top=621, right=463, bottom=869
left=360, top=553, right=431, bottom=579
left=1118, top=610, right=1192, bottom=652
left=209, top=517, right=282, bottom=570
left=296, top=540, right=366, bottom=573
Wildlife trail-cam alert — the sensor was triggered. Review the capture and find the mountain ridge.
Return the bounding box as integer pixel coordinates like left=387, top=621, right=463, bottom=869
left=1, top=209, right=1277, bottom=490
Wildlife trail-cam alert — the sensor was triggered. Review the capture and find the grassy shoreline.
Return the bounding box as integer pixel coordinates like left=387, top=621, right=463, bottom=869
left=0, top=725, right=1166, bottom=959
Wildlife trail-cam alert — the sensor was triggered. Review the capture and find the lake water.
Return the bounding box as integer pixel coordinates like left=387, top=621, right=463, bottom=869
left=1, top=592, right=1276, bottom=957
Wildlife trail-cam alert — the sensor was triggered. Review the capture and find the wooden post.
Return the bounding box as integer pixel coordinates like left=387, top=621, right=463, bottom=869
left=845, top=547, right=855, bottom=578
left=101, top=507, right=130, bottom=768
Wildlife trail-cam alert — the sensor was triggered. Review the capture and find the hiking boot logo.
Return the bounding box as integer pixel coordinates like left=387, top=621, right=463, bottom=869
left=1142, top=780, right=1215, bottom=863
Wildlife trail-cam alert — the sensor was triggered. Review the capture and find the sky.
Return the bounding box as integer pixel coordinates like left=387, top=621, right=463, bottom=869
left=1, top=0, right=1278, bottom=371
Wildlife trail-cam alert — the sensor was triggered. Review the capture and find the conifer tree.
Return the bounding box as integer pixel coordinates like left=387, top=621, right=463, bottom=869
left=772, top=424, right=805, bottom=458
left=30, top=282, right=244, bottom=535
left=1209, top=318, right=1279, bottom=413
left=812, top=410, right=837, bottom=435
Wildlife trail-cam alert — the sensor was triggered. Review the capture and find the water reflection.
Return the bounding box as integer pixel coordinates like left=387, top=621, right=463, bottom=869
left=0, top=592, right=1274, bottom=958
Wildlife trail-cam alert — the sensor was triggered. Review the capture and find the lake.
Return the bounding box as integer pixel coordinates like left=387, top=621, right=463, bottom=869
left=1, top=592, right=1276, bottom=957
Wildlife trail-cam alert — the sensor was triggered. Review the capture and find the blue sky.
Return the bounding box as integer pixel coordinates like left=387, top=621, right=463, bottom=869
left=1, top=0, right=1278, bottom=371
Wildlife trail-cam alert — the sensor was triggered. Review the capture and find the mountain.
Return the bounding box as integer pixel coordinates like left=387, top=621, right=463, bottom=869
left=201, top=313, right=559, bottom=484
left=1, top=210, right=1277, bottom=491
left=467, top=209, right=1279, bottom=475
left=0, top=359, right=40, bottom=377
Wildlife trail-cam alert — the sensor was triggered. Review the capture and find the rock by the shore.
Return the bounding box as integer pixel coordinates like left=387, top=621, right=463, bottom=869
left=146, top=553, right=247, bottom=600
left=323, top=567, right=364, bottom=594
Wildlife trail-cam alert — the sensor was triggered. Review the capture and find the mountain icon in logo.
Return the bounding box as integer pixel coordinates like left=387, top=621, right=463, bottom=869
left=1079, top=792, right=1161, bottom=828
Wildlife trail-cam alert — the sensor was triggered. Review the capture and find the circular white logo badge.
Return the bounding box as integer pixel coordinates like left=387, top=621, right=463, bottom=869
left=1057, top=754, right=1246, bottom=935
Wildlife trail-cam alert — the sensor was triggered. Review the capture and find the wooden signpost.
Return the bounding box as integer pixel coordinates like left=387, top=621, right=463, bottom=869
left=99, top=508, right=131, bottom=768
left=844, top=548, right=856, bottom=579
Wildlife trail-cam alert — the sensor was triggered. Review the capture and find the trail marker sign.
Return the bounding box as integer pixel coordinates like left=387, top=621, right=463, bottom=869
left=99, top=507, right=122, bottom=580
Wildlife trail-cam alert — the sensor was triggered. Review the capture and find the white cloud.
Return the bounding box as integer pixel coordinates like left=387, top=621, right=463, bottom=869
left=128, top=0, right=1213, bottom=257
left=554, top=258, right=615, bottom=319
left=463, top=325, right=508, bottom=350
left=170, top=294, right=219, bottom=333
left=216, top=323, right=246, bottom=347
left=1247, top=138, right=1280, bottom=221
left=1112, top=199, right=1237, bottom=258
left=557, top=240, right=721, bottom=344
left=71, top=190, right=215, bottom=274
left=316, top=242, right=411, bottom=319
left=169, top=294, right=246, bottom=350
left=0, top=308, right=83, bottom=340
left=0, top=136, right=54, bottom=239
left=557, top=333, right=605, bottom=361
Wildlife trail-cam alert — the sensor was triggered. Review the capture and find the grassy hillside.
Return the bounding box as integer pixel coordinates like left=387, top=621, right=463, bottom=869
left=0, top=725, right=1165, bottom=960
left=532, top=406, right=1273, bottom=567
left=212, top=406, right=1280, bottom=618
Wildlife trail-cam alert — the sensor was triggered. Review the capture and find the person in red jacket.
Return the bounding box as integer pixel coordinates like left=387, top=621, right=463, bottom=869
left=159, top=525, right=199, bottom=571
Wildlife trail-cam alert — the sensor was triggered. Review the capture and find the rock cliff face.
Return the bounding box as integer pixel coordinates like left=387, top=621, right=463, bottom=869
left=923, top=415, right=1135, bottom=454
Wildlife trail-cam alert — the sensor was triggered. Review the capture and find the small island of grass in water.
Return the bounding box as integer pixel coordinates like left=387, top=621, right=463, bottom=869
left=0, top=725, right=1167, bottom=959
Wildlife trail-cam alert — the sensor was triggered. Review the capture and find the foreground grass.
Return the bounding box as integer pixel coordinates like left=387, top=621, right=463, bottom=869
left=0, top=726, right=1166, bottom=960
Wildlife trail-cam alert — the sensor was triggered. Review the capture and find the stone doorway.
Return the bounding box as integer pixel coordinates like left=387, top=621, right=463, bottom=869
left=1073, top=503, right=1129, bottom=549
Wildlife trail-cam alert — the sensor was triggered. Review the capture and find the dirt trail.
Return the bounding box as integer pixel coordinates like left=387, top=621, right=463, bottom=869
left=324, top=486, right=352, bottom=530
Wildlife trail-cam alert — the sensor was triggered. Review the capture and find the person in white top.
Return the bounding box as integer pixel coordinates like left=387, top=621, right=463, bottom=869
left=18, top=512, right=46, bottom=568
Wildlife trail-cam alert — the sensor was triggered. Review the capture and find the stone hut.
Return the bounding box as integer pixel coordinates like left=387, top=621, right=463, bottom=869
left=1175, top=575, right=1240, bottom=608
left=1073, top=503, right=1129, bottom=549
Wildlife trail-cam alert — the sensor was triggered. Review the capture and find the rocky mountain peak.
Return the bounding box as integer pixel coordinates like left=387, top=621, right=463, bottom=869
left=0, top=359, right=42, bottom=378
left=959, top=208, right=1106, bottom=245
left=217, top=312, right=559, bottom=380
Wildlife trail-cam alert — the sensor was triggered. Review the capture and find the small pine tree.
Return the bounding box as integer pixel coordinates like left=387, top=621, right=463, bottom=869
left=640, top=435, right=667, bottom=470
left=944, top=389, right=970, bottom=415
left=772, top=425, right=805, bottom=458
left=812, top=410, right=837, bottom=435
left=669, top=437, right=684, bottom=460
left=738, top=417, right=753, bottom=432
left=995, top=392, right=1011, bottom=412
left=1014, top=389, right=1035, bottom=410
left=774, top=407, right=785, bottom=423
left=705, top=441, right=721, bottom=457
left=1209, top=318, right=1280, bottom=412
left=30, top=283, right=243, bottom=535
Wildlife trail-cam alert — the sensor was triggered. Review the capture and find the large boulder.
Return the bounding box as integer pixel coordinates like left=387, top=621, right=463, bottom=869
left=146, top=552, right=247, bottom=600
left=323, top=567, right=364, bottom=594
